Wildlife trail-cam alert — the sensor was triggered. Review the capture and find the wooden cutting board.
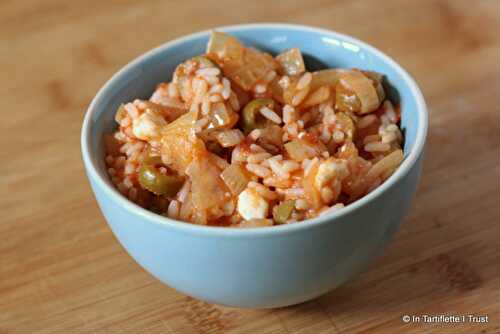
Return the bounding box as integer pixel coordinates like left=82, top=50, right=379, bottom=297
left=1, top=0, right=500, bottom=333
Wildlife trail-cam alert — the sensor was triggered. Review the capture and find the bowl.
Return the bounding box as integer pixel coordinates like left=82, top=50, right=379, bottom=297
left=81, top=23, right=427, bottom=308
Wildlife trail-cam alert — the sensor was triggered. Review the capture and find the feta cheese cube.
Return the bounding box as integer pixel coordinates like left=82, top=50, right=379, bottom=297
left=132, top=110, right=166, bottom=140
left=237, top=188, right=269, bottom=220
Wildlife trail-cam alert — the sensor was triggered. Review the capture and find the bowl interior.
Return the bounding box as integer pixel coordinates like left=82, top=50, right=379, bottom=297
left=84, top=24, right=425, bottom=218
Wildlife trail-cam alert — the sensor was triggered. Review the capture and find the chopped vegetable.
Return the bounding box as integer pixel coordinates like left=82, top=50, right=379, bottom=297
left=186, top=153, right=228, bottom=221
left=221, top=163, right=251, bottom=195
left=206, top=31, right=244, bottom=61
left=216, top=129, right=244, bottom=147
left=276, top=48, right=305, bottom=76
left=241, top=98, right=276, bottom=133
left=142, top=101, right=186, bottom=123
left=160, top=110, right=206, bottom=173
left=273, top=200, right=295, bottom=224
left=258, top=124, right=283, bottom=147
left=207, top=102, right=239, bottom=130
left=337, top=71, right=380, bottom=114
left=284, top=139, right=321, bottom=161
left=138, top=165, right=184, bottom=196
left=309, top=69, right=346, bottom=91
left=207, top=31, right=277, bottom=90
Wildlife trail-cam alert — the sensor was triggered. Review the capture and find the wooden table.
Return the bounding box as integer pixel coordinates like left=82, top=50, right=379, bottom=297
left=2, top=0, right=500, bottom=333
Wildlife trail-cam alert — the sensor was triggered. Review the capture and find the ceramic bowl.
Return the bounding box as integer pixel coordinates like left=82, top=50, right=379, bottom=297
left=81, top=23, right=427, bottom=308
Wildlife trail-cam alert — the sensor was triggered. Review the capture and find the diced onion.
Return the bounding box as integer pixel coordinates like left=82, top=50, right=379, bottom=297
left=216, top=129, right=244, bottom=147
left=206, top=31, right=244, bottom=61
left=186, top=154, right=228, bottom=219
left=339, top=71, right=380, bottom=114
left=284, top=139, right=320, bottom=161
left=273, top=200, right=295, bottom=224
left=309, top=69, right=347, bottom=91
left=221, top=163, right=251, bottom=195
left=160, top=111, right=206, bottom=173
left=276, top=48, right=305, bottom=76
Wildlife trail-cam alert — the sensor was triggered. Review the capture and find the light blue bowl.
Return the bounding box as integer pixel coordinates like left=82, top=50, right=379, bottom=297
left=81, top=23, right=427, bottom=308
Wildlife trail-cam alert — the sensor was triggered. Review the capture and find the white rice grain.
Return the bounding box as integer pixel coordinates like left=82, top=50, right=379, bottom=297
left=278, top=187, right=304, bottom=198
left=221, top=78, right=231, bottom=99
left=296, top=72, right=312, bottom=90
left=291, top=88, right=309, bottom=106
left=248, top=129, right=262, bottom=141
left=247, top=152, right=271, bottom=164
left=229, top=92, right=240, bottom=110
left=196, top=67, right=221, bottom=78
left=124, top=103, right=139, bottom=119
left=177, top=181, right=191, bottom=203
left=250, top=144, right=266, bottom=153
left=283, top=105, right=295, bottom=124
left=168, top=200, right=180, bottom=219
left=246, top=163, right=271, bottom=178
left=201, top=96, right=211, bottom=115
left=364, top=141, right=391, bottom=152
left=208, top=84, right=223, bottom=94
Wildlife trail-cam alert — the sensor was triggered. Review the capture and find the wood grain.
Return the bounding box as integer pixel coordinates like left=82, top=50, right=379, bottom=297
left=1, top=0, right=500, bottom=333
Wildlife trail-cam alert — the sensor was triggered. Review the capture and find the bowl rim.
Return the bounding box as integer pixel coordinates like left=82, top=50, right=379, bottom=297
left=81, top=23, right=428, bottom=237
